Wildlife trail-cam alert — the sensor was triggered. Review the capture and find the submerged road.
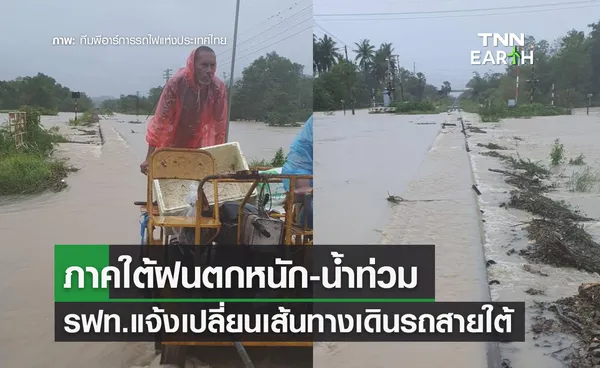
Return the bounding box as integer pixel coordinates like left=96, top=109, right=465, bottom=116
left=314, top=109, right=441, bottom=244
left=314, top=110, right=494, bottom=368
left=0, top=114, right=300, bottom=368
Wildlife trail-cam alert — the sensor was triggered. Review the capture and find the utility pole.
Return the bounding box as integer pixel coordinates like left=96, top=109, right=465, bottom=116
left=515, top=46, right=521, bottom=104
left=225, top=0, right=242, bottom=142
left=136, top=91, right=140, bottom=117
left=394, top=55, right=404, bottom=102
left=524, top=43, right=538, bottom=103
left=386, top=57, right=395, bottom=102
left=551, top=83, right=555, bottom=106
left=587, top=93, right=593, bottom=115
left=163, top=69, right=172, bottom=84
left=344, top=45, right=355, bottom=115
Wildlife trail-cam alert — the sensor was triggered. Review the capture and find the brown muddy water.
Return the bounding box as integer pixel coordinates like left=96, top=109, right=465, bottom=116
left=0, top=112, right=300, bottom=368
left=314, top=109, right=441, bottom=244
left=313, top=110, right=491, bottom=368
left=465, top=110, right=600, bottom=368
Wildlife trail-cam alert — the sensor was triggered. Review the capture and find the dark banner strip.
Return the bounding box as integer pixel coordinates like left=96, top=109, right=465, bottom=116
left=55, top=301, right=525, bottom=342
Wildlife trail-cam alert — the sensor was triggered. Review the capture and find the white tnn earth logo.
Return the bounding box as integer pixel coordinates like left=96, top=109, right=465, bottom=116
left=471, top=33, right=534, bottom=65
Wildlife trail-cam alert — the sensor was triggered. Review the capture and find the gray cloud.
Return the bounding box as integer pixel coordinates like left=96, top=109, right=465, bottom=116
left=314, top=0, right=600, bottom=89
left=0, top=0, right=312, bottom=96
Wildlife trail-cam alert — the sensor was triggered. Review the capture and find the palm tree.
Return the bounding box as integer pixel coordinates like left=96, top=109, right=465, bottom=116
left=353, top=39, right=375, bottom=73
left=312, top=35, right=341, bottom=74
left=379, top=43, right=396, bottom=73
left=313, top=34, right=319, bottom=75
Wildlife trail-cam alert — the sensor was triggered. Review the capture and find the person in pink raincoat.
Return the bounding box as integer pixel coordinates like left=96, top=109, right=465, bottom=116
left=140, top=46, right=228, bottom=174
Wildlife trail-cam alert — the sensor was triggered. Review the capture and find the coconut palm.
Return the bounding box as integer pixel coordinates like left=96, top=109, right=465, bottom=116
left=353, top=39, right=375, bottom=73
left=312, top=35, right=342, bottom=75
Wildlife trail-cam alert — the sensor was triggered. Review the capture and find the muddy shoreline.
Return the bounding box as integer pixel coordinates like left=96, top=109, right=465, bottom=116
left=463, top=110, right=600, bottom=367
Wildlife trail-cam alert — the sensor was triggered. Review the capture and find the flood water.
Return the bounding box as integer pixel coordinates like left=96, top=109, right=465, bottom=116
left=465, top=110, right=600, bottom=367
left=314, top=110, right=491, bottom=368
left=4, top=108, right=597, bottom=367
left=0, top=112, right=300, bottom=368
left=314, top=109, right=440, bottom=244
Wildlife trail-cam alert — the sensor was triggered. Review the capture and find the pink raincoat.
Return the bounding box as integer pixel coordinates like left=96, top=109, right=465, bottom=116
left=146, top=48, right=228, bottom=148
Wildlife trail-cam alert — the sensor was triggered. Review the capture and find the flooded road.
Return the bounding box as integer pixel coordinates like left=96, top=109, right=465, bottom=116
left=314, top=109, right=440, bottom=244
left=107, top=114, right=300, bottom=163
left=0, top=112, right=300, bottom=368
left=314, top=110, right=492, bottom=368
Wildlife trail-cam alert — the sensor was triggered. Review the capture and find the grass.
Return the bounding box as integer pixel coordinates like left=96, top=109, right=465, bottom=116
left=393, top=101, right=440, bottom=115
left=477, top=142, right=507, bottom=150
left=68, top=110, right=95, bottom=127
left=550, top=138, right=566, bottom=166
left=567, top=166, right=600, bottom=192
left=476, top=103, right=569, bottom=122
left=248, top=147, right=287, bottom=168
left=0, top=107, right=76, bottom=195
left=569, top=154, right=586, bottom=166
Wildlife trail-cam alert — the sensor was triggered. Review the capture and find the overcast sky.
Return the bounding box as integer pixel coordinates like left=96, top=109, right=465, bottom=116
left=0, top=0, right=312, bottom=97
left=314, top=0, right=600, bottom=90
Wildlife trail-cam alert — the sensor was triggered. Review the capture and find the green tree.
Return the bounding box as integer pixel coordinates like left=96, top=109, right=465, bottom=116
left=313, top=35, right=447, bottom=111
left=460, top=20, right=600, bottom=109
left=230, top=52, right=312, bottom=125
left=0, top=73, right=93, bottom=114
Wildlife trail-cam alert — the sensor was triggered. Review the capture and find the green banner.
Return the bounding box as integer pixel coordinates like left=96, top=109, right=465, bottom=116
left=54, top=244, right=110, bottom=302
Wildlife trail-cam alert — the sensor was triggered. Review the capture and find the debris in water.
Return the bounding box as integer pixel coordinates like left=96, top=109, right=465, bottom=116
left=489, top=279, right=500, bottom=285
left=526, top=288, right=545, bottom=295
left=486, top=259, right=496, bottom=267
left=507, top=190, right=593, bottom=221
left=477, top=142, right=508, bottom=150
left=481, top=150, right=510, bottom=159
left=386, top=192, right=404, bottom=204
left=520, top=219, right=600, bottom=273
left=522, top=264, right=549, bottom=277
left=467, top=126, right=487, bottom=133
left=544, top=283, right=600, bottom=367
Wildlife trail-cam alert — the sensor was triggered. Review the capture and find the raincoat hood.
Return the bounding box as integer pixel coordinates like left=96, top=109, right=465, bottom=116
left=145, top=47, right=228, bottom=149
left=183, top=47, right=217, bottom=89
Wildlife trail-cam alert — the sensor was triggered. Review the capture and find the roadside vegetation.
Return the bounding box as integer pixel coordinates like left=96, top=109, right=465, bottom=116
left=0, top=107, right=76, bottom=195
left=68, top=110, right=98, bottom=127
left=248, top=148, right=286, bottom=168
left=473, top=127, right=600, bottom=367
left=100, top=53, right=311, bottom=126
left=313, top=36, right=452, bottom=112
left=392, top=101, right=446, bottom=115
left=458, top=21, right=600, bottom=122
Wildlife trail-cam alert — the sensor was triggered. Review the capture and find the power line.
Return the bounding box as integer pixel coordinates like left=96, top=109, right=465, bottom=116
left=218, top=25, right=312, bottom=69
left=316, top=4, right=600, bottom=21
left=314, top=22, right=349, bottom=47
left=216, top=2, right=312, bottom=58
left=222, top=14, right=311, bottom=60
left=314, top=0, right=600, bottom=17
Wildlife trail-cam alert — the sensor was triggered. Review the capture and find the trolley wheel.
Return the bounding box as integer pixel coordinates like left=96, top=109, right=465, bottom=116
left=160, top=345, right=188, bottom=367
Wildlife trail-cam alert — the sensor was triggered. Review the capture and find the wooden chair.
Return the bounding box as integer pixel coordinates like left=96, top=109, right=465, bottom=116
left=146, top=148, right=221, bottom=245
